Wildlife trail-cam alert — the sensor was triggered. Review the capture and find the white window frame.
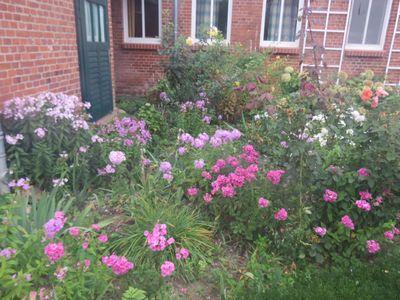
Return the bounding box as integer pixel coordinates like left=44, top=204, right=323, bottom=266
left=191, top=0, right=233, bottom=43
left=123, top=0, right=162, bottom=44
left=260, top=0, right=304, bottom=48
left=346, top=0, right=392, bottom=51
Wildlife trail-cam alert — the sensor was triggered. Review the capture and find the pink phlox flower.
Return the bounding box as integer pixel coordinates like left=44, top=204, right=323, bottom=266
left=109, top=151, right=126, bottom=165
left=355, top=200, right=371, bottom=212
left=357, top=168, right=369, bottom=177
left=258, top=197, right=270, bottom=208
left=314, top=226, right=327, bottom=237
left=44, top=242, right=65, bottom=263
left=359, top=191, right=372, bottom=200
left=341, top=215, right=355, bottom=230
left=203, top=193, right=213, bottom=203
left=176, top=248, right=190, bottom=260
left=160, top=261, right=175, bottom=277
left=366, top=240, right=380, bottom=254
left=323, top=189, right=338, bottom=203
left=187, top=187, right=198, bottom=197
left=274, top=208, right=288, bottom=221
left=266, top=170, right=286, bottom=185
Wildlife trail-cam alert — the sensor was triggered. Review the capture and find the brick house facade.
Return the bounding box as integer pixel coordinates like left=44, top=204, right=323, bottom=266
left=1, top=0, right=400, bottom=117
left=112, top=0, right=400, bottom=97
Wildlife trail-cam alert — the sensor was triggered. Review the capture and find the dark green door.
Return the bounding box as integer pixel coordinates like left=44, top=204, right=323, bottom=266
left=75, top=0, right=113, bottom=121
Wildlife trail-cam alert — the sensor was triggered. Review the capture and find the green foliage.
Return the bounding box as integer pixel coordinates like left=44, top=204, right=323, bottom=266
left=110, top=175, right=215, bottom=282
left=121, top=287, right=148, bottom=300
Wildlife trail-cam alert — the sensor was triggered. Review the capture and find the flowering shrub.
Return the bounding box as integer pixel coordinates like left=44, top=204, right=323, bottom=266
left=1, top=93, right=93, bottom=190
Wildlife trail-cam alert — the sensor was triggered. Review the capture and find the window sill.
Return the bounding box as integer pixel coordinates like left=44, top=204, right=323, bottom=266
left=121, top=43, right=161, bottom=50
left=345, top=50, right=384, bottom=58
left=260, top=47, right=300, bottom=55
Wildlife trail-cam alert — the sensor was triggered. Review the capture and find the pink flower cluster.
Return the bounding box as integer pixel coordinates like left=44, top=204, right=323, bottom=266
left=323, top=189, right=337, bottom=203
left=274, top=208, right=288, bottom=221
left=44, top=242, right=65, bottom=263
left=175, top=248, right=190, bottom=260
left=266, top=170, right=286, bottom=185
left=8, top=177, right=30, bottom=190
left=102, top=254, right=135, bottom=275
left=187, top=187, right=198, bottom=197
left=109, top=151, right=126, bottom=165
left=341, top=215, right=355, bottom=230
left=160, top=261, right=175, bottom=277
left=371, top=86, right=389, bottom=109
left=0, top=248, right=16, bottom=259
left=240, top=145, right=260, bottom=164
left=5, top=134, right=24, bottom=145
left=355, top=200, right=371, bottom=212
left=366, top=240, right=380, bottom=254
left=44, top=211, right=66, bottom=239
left=357, top=167, right=369, bottom=177
left=383, top=227, right=400, bottom=240
left=314, top=227, right=327, bottom=237
left=144, top=223, right=175, bottom=251
left=258, top=197, right=270, bottom=208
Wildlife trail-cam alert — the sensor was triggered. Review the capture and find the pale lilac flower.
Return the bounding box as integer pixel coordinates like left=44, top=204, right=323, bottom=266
left=0, top=248, right=16, bottom=259
left=142, top=158, right=151, bottom=166
left=109, top=151, right=126, bottom=165
left=52, top=178, right=68, bottom=187
left=314, top=227, right=327, bottom=237
left=34, top=128, right=46, bottom=138
left=178, top=147, right=186, bottom=156
left=202, top=115, right=211, bottom=124
left=163, top=173, right=174, bottom=182
left=5, top=134, right=23, bottom=145
left=54, top=266, right=68, bottom=281
left=159, top=162, right=172, bottom=174
left=194, top=159, right=205, bottom=169
left=280, top=141, right=289, bottom=148
left=79, top=146, right=88, bottom=153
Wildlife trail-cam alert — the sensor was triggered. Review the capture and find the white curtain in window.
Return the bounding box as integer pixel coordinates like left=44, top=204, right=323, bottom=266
left=264, top=0, right=281, bottom=41
left=196, top=0, right=211, bottom=38
left=264, top=0, right=299, bottom=42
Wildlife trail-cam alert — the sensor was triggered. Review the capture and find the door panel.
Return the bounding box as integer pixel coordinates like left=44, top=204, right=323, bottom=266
left=75, top=0, right=113, bottom=121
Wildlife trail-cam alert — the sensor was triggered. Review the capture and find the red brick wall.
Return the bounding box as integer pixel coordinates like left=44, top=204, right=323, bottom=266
left=0, top=0, right=115, bottom=105
left=112, top=0, right=400, bottom=97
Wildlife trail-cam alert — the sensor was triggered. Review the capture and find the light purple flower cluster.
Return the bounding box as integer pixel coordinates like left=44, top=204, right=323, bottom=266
left=8, top=177, right=30, bottom=190
left=159, top=161, right=174, bottom=182
left=2, top=93, right=91, bottom=125
left=178, top=129, right=241, bottom=150
left=144, top=223, right=175, bottom=252
left=99, top=117, right=151, bottom=146
left=5, top=134, right=24, bottom=145
left=43, top=211, right=66, bottom=239
left=0, top=248, right=16, bottom=259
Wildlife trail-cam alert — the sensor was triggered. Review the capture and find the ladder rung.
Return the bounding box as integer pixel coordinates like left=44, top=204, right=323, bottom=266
left=304, top=47, right=343, bottom=51
left=302, top=64, right=340, bottom=68
left=311, top=10, right=348, bottom=15
left=388, top=66, right=400, bottom=70
left=391, top=49, right=400, bottom=52
left=307, top=29, right=345, bottom=33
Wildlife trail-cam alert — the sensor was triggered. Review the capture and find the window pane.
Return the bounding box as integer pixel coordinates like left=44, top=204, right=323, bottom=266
left=365, top=0, right=388, bottom=45
left=127, top=0, right=143, bottom=37
left=145, top=0, right=159, bottom=38
left=264, top=0, right=282, bottom=41
left=348, top=0, right=368, bottom=44
left=196, top=0, right=211, bottom=38
left=92, top=3, right=99, bottom=42
left=84, top=1, right=92, bottom=42
left=213, top=0, right=229, bottom=39
left=99, top=5, right=106, bottom=42
left=280, top=0, right=299, bottom=42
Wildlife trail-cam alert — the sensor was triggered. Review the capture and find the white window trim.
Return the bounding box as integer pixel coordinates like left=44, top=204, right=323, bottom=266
left=346, top=0, right=392, bottom=51
left=260, top=0, right=304, bottom=48
left=190, top=0, right=233, bottom=44
left=123, top=0, right=162, bottom=44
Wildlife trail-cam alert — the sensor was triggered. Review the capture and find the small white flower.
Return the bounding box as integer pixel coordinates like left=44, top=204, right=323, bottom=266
left=254, top=114, right=260, bottom=121
left=346, top=129, right=354, bottom=136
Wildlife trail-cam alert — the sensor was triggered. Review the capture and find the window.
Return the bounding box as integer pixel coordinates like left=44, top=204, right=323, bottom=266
left=347, top=0, right=392, bottom=50
left=84, top=0, right=106, bottom=43
left=260, top=0, right=303, bottom=47
left=123, top=0, right=161, bottom=44
left=191, top=0, right=232, bottom=41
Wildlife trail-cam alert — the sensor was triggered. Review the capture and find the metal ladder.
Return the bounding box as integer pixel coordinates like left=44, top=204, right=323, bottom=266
left=300, top=0, right=352, bottom=81
left=384, top=1, right=400, bottom=86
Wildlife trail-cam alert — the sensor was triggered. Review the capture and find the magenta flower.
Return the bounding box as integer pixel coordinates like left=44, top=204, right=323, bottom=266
left=323, top=189, right=337, bottom=203
left=109, top=151, right=126, bottom=165
left=266, top=170, right=286, bottom=185
left=102, top=254, right=134, bottom=275
left=160, top=261, right=175, bottom=277
left=187, top=187, right=198, bottom=197
left=357, top=168, right=369, bottom=177
left=159, top=161, right=172, bottom=174
left=203, top=193, right=213, bottom=203
left=355, top=200, right=371, bottom=212
left=98, top=235, right=108, bottom=243
left=91, top=224, right=101, bottom=231
left=258, top=197, right=270, bottom=208
left=82, top=242, right=89, bottom=250
left=84, top=259, right=91, bottom=269
left=178, top=147, right=186, bottom=156
left=69, top=227, right=80, bottom=237
left=359, top=191, right=372, bottom=200
left=44, top=242, right=65, bottom=263
left=0, top=248, right=16, bottom=259
left=274, top=208, right=288, bottom=221
left=341, top=215, right=355, bottom=230
left=201, top=171, right=212, bottom=180
left=384, top=231, right=394, bottom=240
left=176, top=248, right=190, bottom=260
left=314, top=227, right=327, bottom=237
left=366, top=240, right=380, bottom=254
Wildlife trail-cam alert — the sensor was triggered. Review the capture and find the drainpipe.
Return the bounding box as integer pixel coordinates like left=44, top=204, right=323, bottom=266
left=173, top=0, right=179, bottom=42
left=0, top=123, right=9, bottom=194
